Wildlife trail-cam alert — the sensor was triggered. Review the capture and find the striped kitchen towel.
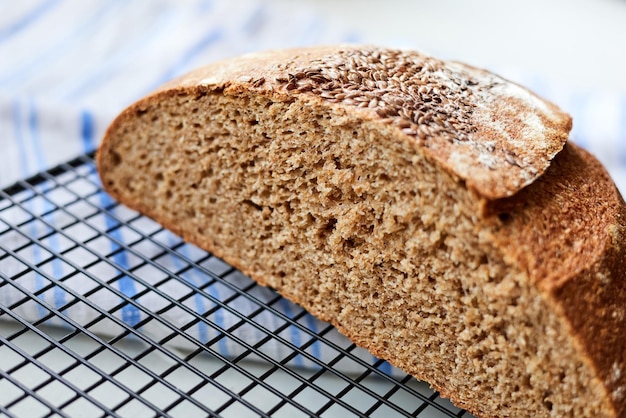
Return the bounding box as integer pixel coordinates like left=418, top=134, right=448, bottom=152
left=1, top=0, right=626, bottom=376
left=0, top=0, right=359, bottom=187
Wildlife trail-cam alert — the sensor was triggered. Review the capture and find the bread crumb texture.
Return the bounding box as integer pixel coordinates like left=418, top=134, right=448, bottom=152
left=98, top=46, right=626, bottom=417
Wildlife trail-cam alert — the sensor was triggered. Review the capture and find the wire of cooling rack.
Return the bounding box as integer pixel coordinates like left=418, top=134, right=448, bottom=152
left=0, top=153, right=472, bottom=418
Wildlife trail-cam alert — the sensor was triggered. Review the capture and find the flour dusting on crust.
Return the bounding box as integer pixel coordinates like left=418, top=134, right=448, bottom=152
left=272, top=47, right=571, bottom=199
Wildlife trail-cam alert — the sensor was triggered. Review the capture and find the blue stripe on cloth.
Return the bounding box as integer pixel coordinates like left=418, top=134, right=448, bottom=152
left=377, top=359, right=392, bottom=376
left=278, top=298, right=303, bottom=368
left=61, top=5, right=178, bottom=101
left=0, top=0, right=61, bottom=44
left=26, top=99, right=46, bottom=173
left=0, top=1, right=124, bottom=87
left=12, top=99, right=31, bottom=177
left=80, top=110, right=95, bottom=153
left=12, top=98, right=46, bottom=317
left=101, top=192, right=141, bottom=327
left=241, top=4, right=266, bottom=36
left=169, top=236, right=212, bottom=348
left=305, top=313, right=321, bottom=361
left=85, top=111, right=141, bottom=326
left=145, top=27, right=223, bottom=93
left=27, top=99, right=66, bottom=309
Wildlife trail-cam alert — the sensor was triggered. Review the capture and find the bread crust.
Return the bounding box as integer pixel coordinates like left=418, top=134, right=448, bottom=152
left=156, top=45, right=572, bottom=199
left=98, top=46, right=626, bottom=417
left=486, top=144, right=626, bottom=417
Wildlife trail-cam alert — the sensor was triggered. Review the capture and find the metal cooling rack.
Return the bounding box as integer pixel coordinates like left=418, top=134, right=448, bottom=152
left=0, top=153, right=473, bottom=418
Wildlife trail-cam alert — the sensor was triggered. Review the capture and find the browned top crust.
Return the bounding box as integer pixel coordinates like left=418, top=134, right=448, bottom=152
left=160, top=45, right=572, bottom=199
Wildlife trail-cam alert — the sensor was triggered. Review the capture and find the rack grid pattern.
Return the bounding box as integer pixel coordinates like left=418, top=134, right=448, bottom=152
left=0, top=153, right=472, bottom=417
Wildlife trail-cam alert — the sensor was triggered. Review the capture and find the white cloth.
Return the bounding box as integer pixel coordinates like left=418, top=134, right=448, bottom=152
left=1, top=0, right=625, bottom=376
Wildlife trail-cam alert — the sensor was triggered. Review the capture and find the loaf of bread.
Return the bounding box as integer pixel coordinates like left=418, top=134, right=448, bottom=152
left=97, top=46, right=626, bottom=417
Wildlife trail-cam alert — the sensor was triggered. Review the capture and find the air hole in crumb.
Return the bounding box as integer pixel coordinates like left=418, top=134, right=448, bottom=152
left=277, top=271, right=286, bottom=278
left=379, top=173, right=391, bottom=182
left=165, top=190, right=172, bottom=199
left=240, top=160, right=256, bottom=169
left=243, top=199, right=263, bottom=211
left=109, top=151, right=122, bottom=167
left=191, top=108, right=199, bottom=114
left=498, top=212, right=512, bottom=223
left=155, top=172, right=164, bottom=182
left=319, top=218, right=337, bottom=238
left=151, top=115, right=159, bottom=122
left=175, top=122, right=184, bottom=131
left=248, top=119, right=258, bottom=126
left=209, top=197, right=217, bottom=204
left=543, top=400, right=553, bottom=411
left=328, top=188, right=343, bottom=202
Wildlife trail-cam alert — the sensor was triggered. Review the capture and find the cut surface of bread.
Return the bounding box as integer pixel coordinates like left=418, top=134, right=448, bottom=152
left=98, top=46, right=626, bottom=418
